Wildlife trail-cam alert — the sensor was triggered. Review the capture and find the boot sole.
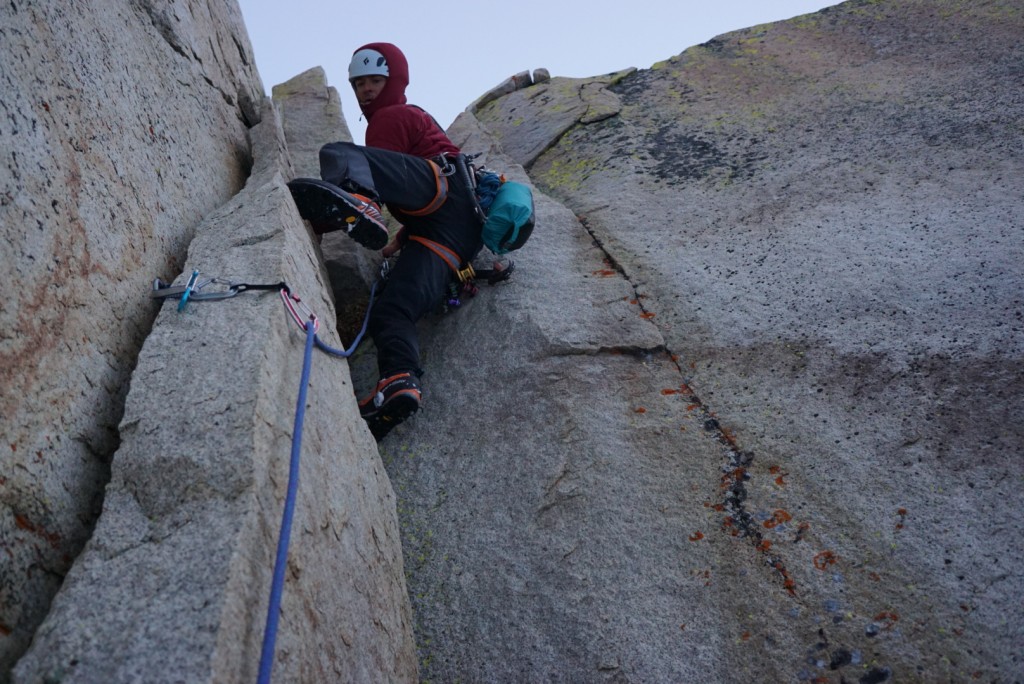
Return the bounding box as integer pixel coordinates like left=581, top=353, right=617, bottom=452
left=365, top=392, right=421, bottom=441
left=287, top=178, right=389, bottom=250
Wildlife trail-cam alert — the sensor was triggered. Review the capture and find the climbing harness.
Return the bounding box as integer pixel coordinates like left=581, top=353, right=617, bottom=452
left=408, top=235, right=476, bottom=284
left=398, top=158, right=450, bottom=217
left=404, top=234, right=515, bottom=311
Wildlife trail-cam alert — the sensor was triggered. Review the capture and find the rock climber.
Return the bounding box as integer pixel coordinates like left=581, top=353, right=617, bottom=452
left=288, top=42, right=484, bottom=440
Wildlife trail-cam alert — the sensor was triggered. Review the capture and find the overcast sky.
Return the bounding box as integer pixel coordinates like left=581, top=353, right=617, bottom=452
left=238, top=0, right=841, bottom=144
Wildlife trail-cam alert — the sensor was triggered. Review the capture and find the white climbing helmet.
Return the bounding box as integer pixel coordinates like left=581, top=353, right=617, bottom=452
left=348, top=48, right=389, bottom=81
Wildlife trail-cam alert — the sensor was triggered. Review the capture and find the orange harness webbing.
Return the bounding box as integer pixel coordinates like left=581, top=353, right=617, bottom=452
left=408, top=235, right=476, bottom=283
left=400, top=160, right=449, bottom=217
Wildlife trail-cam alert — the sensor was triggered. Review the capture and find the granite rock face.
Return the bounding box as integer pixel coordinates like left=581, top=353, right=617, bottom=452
left=12, top=99, right=417, bottom=684
left=387, top=0, right=1023, bottom=681
left=469, top=68, right=550, bottom=113
left=361, top=114, right=731, bottom=681
left=2, top=2, right=416, bottom=682
left=4, top=0, right=1022, bottom=681
left=471, top=68, right=635, bottom=168
left=0, top=0, right=262, bottom=674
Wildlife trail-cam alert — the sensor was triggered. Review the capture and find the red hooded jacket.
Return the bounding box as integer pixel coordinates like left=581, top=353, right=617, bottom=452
left=353, top=42, right=460, bottom=159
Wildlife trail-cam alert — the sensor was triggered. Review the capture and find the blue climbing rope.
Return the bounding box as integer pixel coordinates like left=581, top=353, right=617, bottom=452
left=256, top=315, right=316, bottom=684
left=313, top=278, right=379, bottom=358
left=154, top=267, right=384, bottom=683
left=255, top=277, right=381, bottom=682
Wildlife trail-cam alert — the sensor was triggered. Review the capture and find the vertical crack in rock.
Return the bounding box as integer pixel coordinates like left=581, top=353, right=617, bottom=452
left=574, top=214, right=897, bottom=679
left=140, top=3, right=190, bottom=60
left=576, top=213, right=801, bottom=599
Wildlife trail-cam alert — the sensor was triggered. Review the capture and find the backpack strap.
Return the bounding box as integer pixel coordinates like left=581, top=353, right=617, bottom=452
left=408, top=235, right=476, bottom=283
left=454, top=153, right=487, bottom=225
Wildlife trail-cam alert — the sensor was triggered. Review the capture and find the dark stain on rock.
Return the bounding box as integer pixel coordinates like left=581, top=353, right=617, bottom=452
left=643, top=124, right=767, bottom=185
left=829, top=647, right=853, bottom=670
left=700, top=38, right=727, bottom=52
left=859, top=666, right=893, bottom=683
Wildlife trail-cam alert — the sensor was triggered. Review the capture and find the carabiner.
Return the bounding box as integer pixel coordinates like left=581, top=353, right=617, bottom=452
left=189, top=279, right=240, bottom=301
left=435, top=153, right=457, bottom=177
left=178, top=270, right=200, bottom=311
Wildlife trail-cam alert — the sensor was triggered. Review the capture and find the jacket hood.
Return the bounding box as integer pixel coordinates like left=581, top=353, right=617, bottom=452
left=351, top=42, right=409, bottom=119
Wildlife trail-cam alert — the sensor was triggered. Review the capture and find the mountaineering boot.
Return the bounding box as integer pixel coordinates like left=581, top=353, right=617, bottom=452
left=358, top=371, right=422, bottom=440
left=287, top=177, right=389, bottom=250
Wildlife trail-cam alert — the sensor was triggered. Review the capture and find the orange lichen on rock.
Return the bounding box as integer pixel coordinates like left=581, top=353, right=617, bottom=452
left=763, top=509, right=792, bottom=529
left=813, top=550, right=837, bottom=570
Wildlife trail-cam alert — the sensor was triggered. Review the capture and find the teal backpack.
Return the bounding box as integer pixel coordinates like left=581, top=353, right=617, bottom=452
left=473, top=169, right=535, bottom=255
